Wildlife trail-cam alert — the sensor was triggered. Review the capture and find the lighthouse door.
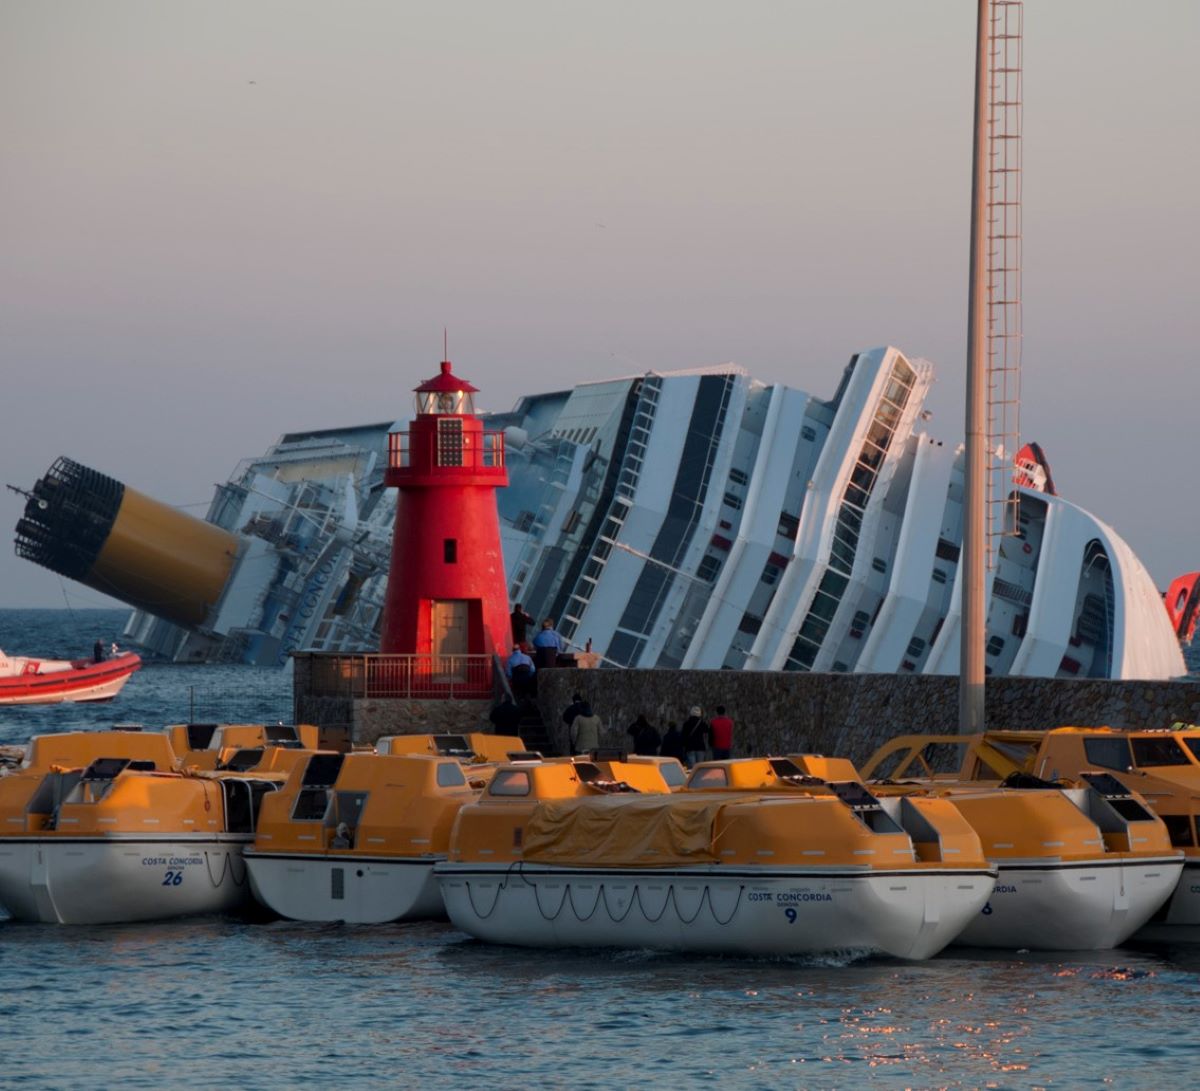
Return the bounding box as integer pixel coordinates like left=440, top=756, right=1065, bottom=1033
left=431, top=599, right=469, bottom=679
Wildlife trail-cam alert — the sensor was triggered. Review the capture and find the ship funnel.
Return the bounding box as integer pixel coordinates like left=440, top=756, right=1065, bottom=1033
left=14, top=457, right=239, bottom=628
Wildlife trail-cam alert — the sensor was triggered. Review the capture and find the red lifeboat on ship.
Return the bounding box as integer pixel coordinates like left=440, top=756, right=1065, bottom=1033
left=0, top=648, right=141, bottom=706
left=1165, top=573, right=1200, bottom=646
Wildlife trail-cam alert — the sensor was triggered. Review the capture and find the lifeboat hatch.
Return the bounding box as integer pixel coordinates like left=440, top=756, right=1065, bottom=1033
left=26, top=770, right=83, bottom=820
left=184, top=724, right=220, bottom=750
left=432, top=734, right=473, bottom=758
left=302, top=753, right=346, bottom=788
left=264, top=725, right=305, bottom=748
left=218, top=748, right=264, bottom=772
left=1078, top=772, right=1157, bottom=825
left=828, top=781, right=905, bottom=835
left=222, top=779, right=279, bottom=834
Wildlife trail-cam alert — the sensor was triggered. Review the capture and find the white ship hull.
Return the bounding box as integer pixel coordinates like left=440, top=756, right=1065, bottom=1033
left=437, top=864, right=996, bottom=960
left=0, top=836, right=252, bottom=924
left=245, top=852, right=445, bottom=923
left=953, top=857, right=1183, bottom=950
left=1132, top=860, right=1200, bottom=942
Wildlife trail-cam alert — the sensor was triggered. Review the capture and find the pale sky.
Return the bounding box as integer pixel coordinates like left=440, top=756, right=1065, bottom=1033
left=2, top=0, right=1196, bottom=610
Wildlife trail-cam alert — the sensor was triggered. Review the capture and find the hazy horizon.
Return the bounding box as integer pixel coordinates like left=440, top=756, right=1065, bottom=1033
left=2, top=0, right=1196, bottom=613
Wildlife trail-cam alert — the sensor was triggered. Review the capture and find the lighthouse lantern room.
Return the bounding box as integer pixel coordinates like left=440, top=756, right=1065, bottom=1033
left=378, top=359, right=511, bottom=687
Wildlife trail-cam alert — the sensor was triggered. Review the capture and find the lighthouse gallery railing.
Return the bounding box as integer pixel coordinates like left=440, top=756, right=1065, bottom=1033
left=306, top=653, right=494, bottom=700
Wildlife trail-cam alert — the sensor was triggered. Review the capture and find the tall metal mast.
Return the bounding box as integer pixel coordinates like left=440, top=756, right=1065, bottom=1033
left=960, top=0, right=993, bottom=734
left=961, top=0, right=1024, bottom=734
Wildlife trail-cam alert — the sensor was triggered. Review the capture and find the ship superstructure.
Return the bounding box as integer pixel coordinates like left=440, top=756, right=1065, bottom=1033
left=14, top=347, right=1185, bottom=679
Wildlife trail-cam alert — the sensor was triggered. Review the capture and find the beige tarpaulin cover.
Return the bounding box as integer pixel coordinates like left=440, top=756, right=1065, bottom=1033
left=522, top=794, right=727, bottom=867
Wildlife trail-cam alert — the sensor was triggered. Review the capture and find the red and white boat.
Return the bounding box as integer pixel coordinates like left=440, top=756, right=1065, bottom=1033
left=0, top=649, right=141, bottom=705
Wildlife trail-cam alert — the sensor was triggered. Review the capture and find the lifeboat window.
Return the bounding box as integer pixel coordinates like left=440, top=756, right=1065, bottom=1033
left=81, top=758, right=133, bottom=781
left=264, top=725, right=302, bottom=747
left=572, top=762, right=603, bottom=783
left=768, top=758, right=803, bottom=778
left=436, top=762, right=467, bottom=788
left=1107, top=797, right=1157, bottom=824
left=292, top=788, right=330, bottom=821
left=657, top=763, right=686, bottom=788
left=829, top=781, right=904, bottom=834
left=185, top=724, right=219, bottom=750
left=219, top=748, right=264, bottom=772
left=488, top=770, right=531, bottom=796
left=1083, top=737, right=1132, bottom=772
left=302, top=753, right=346, bottom=788
left=335, top=790, right=368, bottom=827
left=1160, top=814, right=1195, bottom=847
left=687, top=767, right=728, bottom=789
left=331, top=868, right=345, bottom=901
left=433, top=735, right=474, bottom=759
left=1130, top=737, right=1189, bottom=768
left=1181, top=738, right=1200, bottom=764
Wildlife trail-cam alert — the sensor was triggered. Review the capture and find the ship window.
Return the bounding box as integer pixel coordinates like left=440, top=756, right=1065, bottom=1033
left=723, top=492, right=742, bottom=511
left=697, top=555, right=722, bottom=583
left=801, top=426, right=816, bottom=442
left=437, top=762, right=467, bottom=788
left=729, top=468, right=748, bottom=486
left=331, top=868, right=345, bottom=900
left=1131, top=737, right=1189, bottom=768
left=562, top=511, right=582, bottom=535
left=931, top=568, right=947, bottom=584
left=738, top=612, right=762, bottom=635
left=871, top=557, right=887, bottom=573
left=777, top=511, right=800, bottom=540
left=760, top=563, right=781, bottom=586
left=935, top=538, right=960, bottom=563
left=437, top=419, right=464, bottom=467
left=906, top=637, right=926, bottom=659
left=688, top=766, right=728, bottom=789
left=1083, top=737, right=1132, bottom=772
left=986, top=635, right=1005, bottom=657
left=488, top=770, right=531, bottom=797
left=444, top=538, right=457, bottom=564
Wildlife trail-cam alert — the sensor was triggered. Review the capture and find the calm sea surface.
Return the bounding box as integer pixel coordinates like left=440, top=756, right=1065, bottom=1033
left=2, top=609, right=1199, bottom=1089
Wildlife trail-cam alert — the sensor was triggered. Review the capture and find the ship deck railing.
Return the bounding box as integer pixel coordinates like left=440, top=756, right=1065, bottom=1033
left=304, top=653, right=494, bottom=700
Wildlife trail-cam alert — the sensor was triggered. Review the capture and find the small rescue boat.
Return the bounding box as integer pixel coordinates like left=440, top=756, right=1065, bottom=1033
left=0, top=729, right=293, bottom=924
left=437, top=756, right=996, bottom=959
left=859, top=734, right=1187, bottom=947
left=244, top=750, right=480, bottom=923
left=0, top=649, right=140, bottom=705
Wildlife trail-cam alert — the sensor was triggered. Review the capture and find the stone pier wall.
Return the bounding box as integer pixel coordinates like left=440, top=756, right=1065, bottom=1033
left=294, top=651, right=1200, bottom=762
left=532, top=670, right=1200, bottom=767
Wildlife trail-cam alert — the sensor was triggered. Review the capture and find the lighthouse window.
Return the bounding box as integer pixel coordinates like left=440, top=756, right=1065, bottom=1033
left=437, top=419, right=464, bottom=467
left=444, top=539, right=457, bottom=564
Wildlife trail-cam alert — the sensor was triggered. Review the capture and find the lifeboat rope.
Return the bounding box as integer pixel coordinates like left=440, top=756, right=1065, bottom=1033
left=203, top=850, right=248, bottom=889
left=509, top=864, right=745, bottom=927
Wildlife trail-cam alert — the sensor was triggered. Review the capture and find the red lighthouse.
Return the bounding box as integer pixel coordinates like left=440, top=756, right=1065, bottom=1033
left=378, top=359, right=511, bottom=681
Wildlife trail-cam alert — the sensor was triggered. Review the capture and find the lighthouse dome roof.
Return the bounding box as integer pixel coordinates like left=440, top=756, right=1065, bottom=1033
left=415, top=360, right=479, bottom=395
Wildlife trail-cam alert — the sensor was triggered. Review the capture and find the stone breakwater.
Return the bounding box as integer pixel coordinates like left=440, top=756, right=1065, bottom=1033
left=294, top=654, right=1200, bottom=761
left=533, top=670, right=1200, bottom=767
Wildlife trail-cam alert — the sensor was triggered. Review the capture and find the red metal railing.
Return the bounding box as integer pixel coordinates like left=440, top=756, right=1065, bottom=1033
left=387, top=430, right=505, bottom=472
left=306, top=654, right=494, bottom=700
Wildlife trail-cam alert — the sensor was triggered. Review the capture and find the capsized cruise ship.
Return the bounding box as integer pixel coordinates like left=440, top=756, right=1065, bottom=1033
left=13, top=347, right=1185, bottom=679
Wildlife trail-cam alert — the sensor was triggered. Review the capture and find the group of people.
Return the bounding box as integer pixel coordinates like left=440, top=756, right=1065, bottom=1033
left=560, top=695, right=734, bottom=763
left=505, top=606, right=569, bottom=700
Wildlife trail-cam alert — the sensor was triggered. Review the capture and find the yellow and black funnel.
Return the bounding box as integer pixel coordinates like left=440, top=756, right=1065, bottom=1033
left=14, top=457, right=239, bottom=628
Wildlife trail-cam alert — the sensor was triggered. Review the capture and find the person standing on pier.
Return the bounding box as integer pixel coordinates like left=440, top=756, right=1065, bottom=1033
left=681, top=707, right=709, bottom=767
left=510, top=603, right=534, bottom=647
left=710, top=705, right=734, bottom=760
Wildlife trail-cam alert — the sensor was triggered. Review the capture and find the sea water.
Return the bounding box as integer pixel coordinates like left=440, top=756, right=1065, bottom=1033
left=2, top=609, right=1199, bottom=1089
